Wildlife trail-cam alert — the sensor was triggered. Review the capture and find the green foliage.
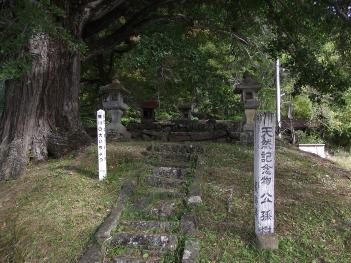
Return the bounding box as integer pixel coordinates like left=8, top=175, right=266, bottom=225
left=113, top=4, right=275, bottom=120
left=0, top=1, right=87, bottom=80
left=295, top=130, right=324, bottom=144
left=258, top=88, right=276, bottom=112
left=293, top=95, right=313, bottom=120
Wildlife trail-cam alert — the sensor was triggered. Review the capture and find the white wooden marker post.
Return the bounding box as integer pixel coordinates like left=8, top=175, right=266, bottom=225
left=276, top=58, right=281, bottom=138
left=97, top=109, right=107, bottom=181
left=254, top=112, right=278, bottom=249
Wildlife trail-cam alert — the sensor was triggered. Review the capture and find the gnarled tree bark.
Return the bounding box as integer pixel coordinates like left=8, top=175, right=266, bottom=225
left=0, top=34, right=90, bottom=180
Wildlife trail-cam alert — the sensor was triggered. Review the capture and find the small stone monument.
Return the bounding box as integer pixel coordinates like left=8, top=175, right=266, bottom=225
left=178, top=103, right=194, bottom=120
left=97, top=109, right=107, bottom=181
left=254, top=112, right=278, bottom=250
left=235, top=72, right=261, bottom=144
left=140, top=100, right=159, bottom=123
left=100, top=76, right=131, bottom=140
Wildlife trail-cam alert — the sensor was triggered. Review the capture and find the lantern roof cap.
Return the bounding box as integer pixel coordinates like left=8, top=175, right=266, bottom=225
left=100, top=75, right=129, bottom=94
left=235, top=71, right=261, bottom=94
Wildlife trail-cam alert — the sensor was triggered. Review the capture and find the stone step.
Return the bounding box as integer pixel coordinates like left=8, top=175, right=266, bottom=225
left=146, top=153, right=194, bottom=167
left=119, top=220, right=178, bottom=233
left=147, top=158, right=192, bottom=168
left=111, top=232, right=178, bottom=251
left=106, top=247, right=168, bottom=263
left=132, top=188, right=184, bottom=206
left=147, top=200, right=180, bottom=218
left=147, top=143, right=204, bottom=154
left=153, top=167, right=188, bottom=179
left=110, top=256, right=161, bottom=263
left=142, top=175, right=185, bottom=189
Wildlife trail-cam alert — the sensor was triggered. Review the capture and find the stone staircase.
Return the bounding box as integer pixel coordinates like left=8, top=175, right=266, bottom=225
left=102, top=143, right=202, bottom=263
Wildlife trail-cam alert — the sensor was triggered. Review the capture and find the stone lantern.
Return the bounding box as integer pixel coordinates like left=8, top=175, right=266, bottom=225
left=235, top=72, right=262, bottom=143
left=140, top=100, right=159, bottom=123
left=100, top=76, right=131, bottom=140
left=178, top=103, right=194, bottom=120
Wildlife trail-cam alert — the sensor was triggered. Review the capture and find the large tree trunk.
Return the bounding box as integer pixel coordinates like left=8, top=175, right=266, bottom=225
left=0, top=34, right=91, bottom=180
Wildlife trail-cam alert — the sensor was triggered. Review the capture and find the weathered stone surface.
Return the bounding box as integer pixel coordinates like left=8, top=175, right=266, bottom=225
left=147, top=143, right=204, bottom=154
left=153, top=167, right=188, bottom=179
left=148, top=201, right=177, bottom=217
left=168, top=131, right=227, bottom=142
left=120, top=220, right=177, bottom=233
left=229, top=131, right=241, bottom=140
left=240, top=131, right=253, bottom=145
left=143, top=176, right=184, bottom=189
left=100, top=77, right=131, bottom=140
left=111, top=256, right=161, bottom=263
left=256, top=234, right=279, bottom=250
left=111, top=233, right=178, bottom=251
left=96, top=180, right=137, bottom=243
left=254, top=113, right=276, bottom=237
left=187, top=179, right=202, bottom=206
left=127, top=120, right=242, bottom=142
left=78, top=243, right=101, bottom=263
left=182, top=240, right=200, bottom=263
left=180, top=214, right=196, bottom=235
left=187, top=196, right=202, bottom=205
left=133, top=192, right=182, bottom=211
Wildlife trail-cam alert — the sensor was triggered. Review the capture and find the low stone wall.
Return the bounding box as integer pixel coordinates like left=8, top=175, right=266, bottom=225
left=127, top=120, right=242, bottom=142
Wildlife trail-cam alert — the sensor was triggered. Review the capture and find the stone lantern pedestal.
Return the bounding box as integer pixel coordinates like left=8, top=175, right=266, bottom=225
left=235, top=72, right=262, bottom=144
left=178, top=103, right=194, bottom=120
left=100, top=77, right=131, bottom=140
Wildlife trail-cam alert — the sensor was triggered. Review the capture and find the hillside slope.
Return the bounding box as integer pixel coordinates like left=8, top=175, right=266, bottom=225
left=196, top=142, right=351, bottom=262
left=0, top=141, right=350, bottom=262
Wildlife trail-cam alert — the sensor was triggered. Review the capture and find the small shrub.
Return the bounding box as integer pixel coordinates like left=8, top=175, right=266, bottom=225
left=295, top=130, right=324, bottom=144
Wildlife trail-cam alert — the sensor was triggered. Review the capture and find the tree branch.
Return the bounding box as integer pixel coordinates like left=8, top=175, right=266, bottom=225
left=84, top=0, right=178, bottom=59
left=82, top=1, right=129, bottom=39
left=88, top=0, right=127, bottom=22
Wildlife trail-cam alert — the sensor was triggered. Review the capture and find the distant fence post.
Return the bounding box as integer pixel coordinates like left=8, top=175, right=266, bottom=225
left=254, top=112, right=278, bottom=250
left=97, top=109, right=107, bottom=181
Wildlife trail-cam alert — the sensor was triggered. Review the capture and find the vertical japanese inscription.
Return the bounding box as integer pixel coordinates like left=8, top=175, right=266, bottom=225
left=97, top=109, right=107, bottom=181
left=254, top=112, right=276, bottom=235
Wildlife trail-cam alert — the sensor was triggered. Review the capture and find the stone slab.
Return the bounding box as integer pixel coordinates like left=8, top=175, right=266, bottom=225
left=182, top=240, right=200, bottom=263
left=256, top=234, right=279, bottom=250
left=153, top=167, right=188, bottom=179
left=180, top=214, right=197, bottom=236
left=96, top=181, right=137, bottom=243
left=111, top=233, right=178, bottom=251
left=119, top=220, right=177, bottom=233
left=187, top=196, right=202, bottom=205
left=111, top=256, right=161, bottom=263
left=143, top=175, right=184, bottom=189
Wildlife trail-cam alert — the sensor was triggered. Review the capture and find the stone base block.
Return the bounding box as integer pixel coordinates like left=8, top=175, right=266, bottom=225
left=182, top=239, right=200, bottom=263
left=240, top=131, right=253, bottom=145
left=256, top=234, right=279, bottom=250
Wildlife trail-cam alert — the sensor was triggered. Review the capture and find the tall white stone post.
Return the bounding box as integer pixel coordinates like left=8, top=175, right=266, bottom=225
left=254, top=112, right=278, bottom=249
left=97, top=109, right=107, bottom=181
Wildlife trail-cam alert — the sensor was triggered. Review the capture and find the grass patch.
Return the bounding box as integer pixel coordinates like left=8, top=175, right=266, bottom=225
left=0, top=141, right=148, bottom=263
left=196, top=142, right=351, bottom=262
left=329, top=150, right=351, bottom=171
